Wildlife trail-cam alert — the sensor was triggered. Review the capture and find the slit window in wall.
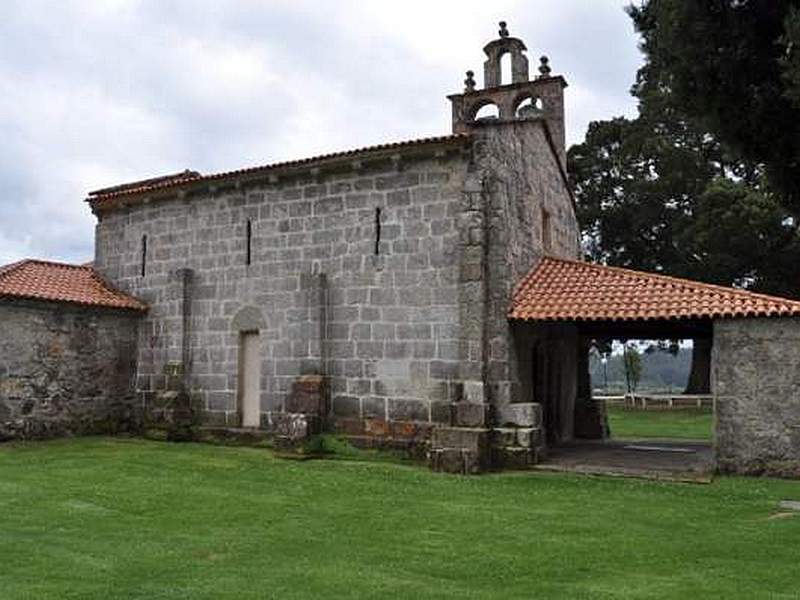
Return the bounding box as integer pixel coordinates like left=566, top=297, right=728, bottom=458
left=245, top=219, right=252, bottom=266
left=374, top=207, right=381, bottom=255
left=140, top=234, right=147, bottom=277
left=541, top=208, right=552, bottom=253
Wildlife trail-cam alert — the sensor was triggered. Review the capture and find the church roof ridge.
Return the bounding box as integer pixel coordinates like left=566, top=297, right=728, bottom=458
left=86, top=133, right=471, bottom=207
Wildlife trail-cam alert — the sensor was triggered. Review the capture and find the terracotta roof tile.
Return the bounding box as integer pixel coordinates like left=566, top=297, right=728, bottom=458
left=87, top=134, right=471, bottom=205
left=89, top=169, right=201, bottom=197
left=0, top=259, right=147, bottom=312
left=509, top=257, right=800, bottom=322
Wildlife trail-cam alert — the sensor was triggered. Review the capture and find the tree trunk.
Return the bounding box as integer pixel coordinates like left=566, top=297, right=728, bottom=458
left=684, top=337, right=712, bottom=394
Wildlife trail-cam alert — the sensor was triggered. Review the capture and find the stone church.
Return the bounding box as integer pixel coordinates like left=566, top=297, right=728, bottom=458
left=2, top=23, right=800, bottom=476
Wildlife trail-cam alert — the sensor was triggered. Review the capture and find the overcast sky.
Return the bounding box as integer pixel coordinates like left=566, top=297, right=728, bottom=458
left=0, top=1, right=643, bottom=265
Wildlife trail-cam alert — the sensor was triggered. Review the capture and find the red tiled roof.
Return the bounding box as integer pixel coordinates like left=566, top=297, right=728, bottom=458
left=89, top=169, right=201, bottom=197
left=0, top=259, right=147, bottom=312
left=87, top=134, right=471, bottom=205
left=509, top=256, right=800, bottom=322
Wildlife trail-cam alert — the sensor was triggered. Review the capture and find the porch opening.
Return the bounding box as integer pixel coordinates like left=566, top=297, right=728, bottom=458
left=519, top=320, right=716, bottom=481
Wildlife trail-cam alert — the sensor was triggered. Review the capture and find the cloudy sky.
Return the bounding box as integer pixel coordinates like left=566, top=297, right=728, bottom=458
left=0, top=1, right=643, bottom=265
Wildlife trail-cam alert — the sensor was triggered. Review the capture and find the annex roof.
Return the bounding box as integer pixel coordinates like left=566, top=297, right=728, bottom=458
left=87, top=134, right=471, bottom=207
left=509, top=256, right=800, bottom=322
left=0, top=259, right=147, bottom=312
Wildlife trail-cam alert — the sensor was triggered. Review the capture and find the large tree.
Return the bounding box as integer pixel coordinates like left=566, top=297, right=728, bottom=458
left=569, top=115, right=796, bottom=296
left=569, top=2, right=800, bottom=392
left=628, top=0, right=800, bottom=214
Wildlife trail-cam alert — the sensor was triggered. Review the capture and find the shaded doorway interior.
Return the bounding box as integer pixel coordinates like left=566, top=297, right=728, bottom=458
left=532, top=323, right=716, bottom=481
left=238, top=331, right=261, bottom=428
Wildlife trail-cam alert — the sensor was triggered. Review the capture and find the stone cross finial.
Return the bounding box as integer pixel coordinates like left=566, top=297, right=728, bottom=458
left=464, top=70, right=476, bottom=92
left=538, top=55, right=552, bottom=78
left=499, top=21, right=509, bottom=38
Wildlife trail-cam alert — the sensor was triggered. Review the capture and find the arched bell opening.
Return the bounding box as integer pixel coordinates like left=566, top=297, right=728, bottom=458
left=472, top=101, right=500, bottom=122
left=499, top=50, right=512, bottom=86
left=514, top=95, right=544, bottom=118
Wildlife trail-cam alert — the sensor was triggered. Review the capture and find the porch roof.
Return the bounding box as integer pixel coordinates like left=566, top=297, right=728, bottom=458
left=509, top=257, right=800, bottom=323
left=0, top=259, right=147, bottom=312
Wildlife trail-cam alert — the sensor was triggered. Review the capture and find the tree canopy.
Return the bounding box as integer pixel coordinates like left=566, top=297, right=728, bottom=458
left=628, top=0, right=800, bottom=214
left=568, top=0, right=800, bottom=299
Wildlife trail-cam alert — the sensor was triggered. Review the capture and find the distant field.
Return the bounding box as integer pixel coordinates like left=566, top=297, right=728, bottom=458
left=2, top=438, right=800, bottom=599
left=607, top=405, right=714, bottom=441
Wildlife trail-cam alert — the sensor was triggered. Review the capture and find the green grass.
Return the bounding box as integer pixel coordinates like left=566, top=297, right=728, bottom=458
left=2, top=438, right=799, bottom=599
left=608, top=405, right=714, bottom=441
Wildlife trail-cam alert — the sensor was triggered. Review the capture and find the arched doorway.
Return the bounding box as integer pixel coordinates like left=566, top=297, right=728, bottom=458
left=232, top=307, right=266, bottom=428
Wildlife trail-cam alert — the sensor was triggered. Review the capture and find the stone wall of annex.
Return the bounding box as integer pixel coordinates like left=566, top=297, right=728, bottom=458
left=94, top=150, right=472, bottom=431
left=0, top=300, right=140, bottom=440
left=713, top=317, right=800, bottom=477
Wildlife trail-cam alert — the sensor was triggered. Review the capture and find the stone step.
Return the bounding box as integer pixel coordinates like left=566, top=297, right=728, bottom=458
left=450, top=402, right=489, bottom=428
left=491, top=427, right=543, bottom=449
left=431, top=427, right=489, bottom=453
left=491, top=446, right=543, bottom=470
left=496, top=403, right=542, bottom=428
left=429, top=447, right=487, bottom=474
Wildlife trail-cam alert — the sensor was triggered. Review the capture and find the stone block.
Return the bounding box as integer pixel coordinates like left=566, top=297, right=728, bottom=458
left=431, top=426, right=489, bottom=454
left=285, top=375, right=328, bottom=415
left=451, top=402, right=488, bottom=428
left=364, top=418, right=390, bottom=437
left=491, top=446, right=539, bottom=470
left=391, top=420, right=432, bottom=441
left=330, top=417, right=364, bottom=436
left=496, top=403, right=542, bottom=428
left=388, top=398, right=428, bottom=422
left=462, top=380, right=486, bottom=404
left=332, top=395, right=360, bottom=418
left=515, top=427, right=543, bottom=448
left=430, top=401, right=451, bottom=424
left=429, top=448, right=485, bottom=474
left=362, top=397, right=386, bottom=419
left=200, top=410, right=227, bottom=428
left=491, top=427, right=518, bottom=448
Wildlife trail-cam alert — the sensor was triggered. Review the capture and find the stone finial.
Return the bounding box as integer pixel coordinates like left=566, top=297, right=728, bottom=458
left=464, top=70, right=476, bottom=92
left=499, top=21, right=509, bottom=38
left=538, top=55, right=552, bottom=78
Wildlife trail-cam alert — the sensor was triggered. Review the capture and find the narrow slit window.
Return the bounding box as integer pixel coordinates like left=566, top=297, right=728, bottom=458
left=541, top=208, right=552, bottom=253
left=245, top=219, right=252, bottom=266
left=140, top=234, right=147, bottom=277
left=374, top=207, right=381, bottom=255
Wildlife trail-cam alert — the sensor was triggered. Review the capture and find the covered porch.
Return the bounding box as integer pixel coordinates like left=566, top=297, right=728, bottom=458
left=507, top=257, right=800, bottom=479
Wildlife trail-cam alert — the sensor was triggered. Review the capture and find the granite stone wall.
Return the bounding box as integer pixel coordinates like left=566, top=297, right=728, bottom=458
left=94, top=151, right=471, bottom=431
left=0, top=300, right=140, bottom=440
left=472, top=119, right=580, bottom=415
left=713, top=317, right=800, bottom=477
left=93, top=119, right=579, bottom=442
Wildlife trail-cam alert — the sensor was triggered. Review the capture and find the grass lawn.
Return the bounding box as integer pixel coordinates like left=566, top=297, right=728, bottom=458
left=2, top=438, right=799, bottom=599
left=607, top=405, right=714, bottom=441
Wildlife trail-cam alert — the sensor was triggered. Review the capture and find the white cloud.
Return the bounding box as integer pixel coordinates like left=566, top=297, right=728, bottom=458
left=0, top=0, right=642, bottom=264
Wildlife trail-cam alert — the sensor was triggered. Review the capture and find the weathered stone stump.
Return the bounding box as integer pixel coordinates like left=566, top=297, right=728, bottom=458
left=272, top=375, right=328, bottom=457
left=286, top=375, right=328, bottom=416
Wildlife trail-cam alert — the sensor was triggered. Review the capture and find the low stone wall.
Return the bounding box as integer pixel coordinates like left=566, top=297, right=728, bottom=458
left=0, top=300, right=140, bottom=440
left=713, top=317, right=800, bottom=477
